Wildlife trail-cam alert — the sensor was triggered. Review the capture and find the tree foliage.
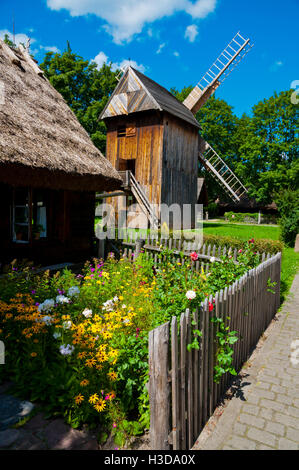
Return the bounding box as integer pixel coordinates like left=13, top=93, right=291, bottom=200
left=40, top=43, right=119, bottom=154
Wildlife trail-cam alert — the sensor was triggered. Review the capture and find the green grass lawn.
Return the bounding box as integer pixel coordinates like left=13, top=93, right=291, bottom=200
left=202, top=222, right=280, bottom=241
left=203, top=222, right=299, bottom=304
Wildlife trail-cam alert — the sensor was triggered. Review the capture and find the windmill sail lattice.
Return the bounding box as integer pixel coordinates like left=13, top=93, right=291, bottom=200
left=183, top=32, right=253, bottom=202
left=183, top=32, right=253, bottom=114
left=199, top=141, right=247, bottom=203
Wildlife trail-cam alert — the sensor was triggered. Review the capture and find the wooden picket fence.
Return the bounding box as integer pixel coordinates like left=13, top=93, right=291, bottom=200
left=147, top=252, right=282, bottom=450
left=120, top=233, right=250, bottom=267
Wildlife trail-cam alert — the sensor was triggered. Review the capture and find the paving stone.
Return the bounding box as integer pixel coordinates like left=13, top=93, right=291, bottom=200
left=265, top=421, right=285, bottom=437
left=274, top=412, right=299, bottom=430
left=233, top=422, right=247, bottom=436
left=278, top=437, right=299, bottom=450
left=230, top=435, right=257, bottom=450
left=286, top=427, right=299, bottom=442
left=238, top=413, right=265, bottom=430
left=259, top=407, right=274, bottom=421
left=257, top=444, right=275, bottom=450
left=259, top=398, right=286, bottom=413
left=247, top=427, right=277, bottom=448
left=242, top=404, right=260, bottom=416
left=275, top=394, right=294, bottom=406
left=251, top=388, right=275, bottom=400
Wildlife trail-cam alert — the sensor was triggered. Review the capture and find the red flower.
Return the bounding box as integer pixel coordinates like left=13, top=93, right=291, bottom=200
left=190, top=252, right=199, bottom=261
left=209, top=302, right=214, bottom=312
left=249, top=238, right=255, bottom=244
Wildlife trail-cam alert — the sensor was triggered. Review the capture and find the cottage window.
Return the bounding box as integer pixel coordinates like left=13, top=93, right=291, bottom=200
left=32, top=190, right=47, bottom=239
left=12, top=188, right=47, bottom=243
left=12, top=188, right=30, bottom=243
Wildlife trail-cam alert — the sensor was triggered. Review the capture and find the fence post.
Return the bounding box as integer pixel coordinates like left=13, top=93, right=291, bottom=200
left=149, top=322, right=170, bottom=450
left=135, top=238, right=145, bottom=257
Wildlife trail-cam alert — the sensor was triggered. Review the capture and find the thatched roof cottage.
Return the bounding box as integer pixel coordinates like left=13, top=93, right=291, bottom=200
left=0, top=39, right=122, bottom=265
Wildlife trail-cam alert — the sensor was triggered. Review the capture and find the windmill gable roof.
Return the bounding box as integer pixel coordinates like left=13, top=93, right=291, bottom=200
left=0, top=40, right=122, bottom=191
left=100, top=67, right=200, bottom=129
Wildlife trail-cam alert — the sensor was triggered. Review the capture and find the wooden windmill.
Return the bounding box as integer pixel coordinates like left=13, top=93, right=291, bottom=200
left=99, top=32, right=253, bottom=228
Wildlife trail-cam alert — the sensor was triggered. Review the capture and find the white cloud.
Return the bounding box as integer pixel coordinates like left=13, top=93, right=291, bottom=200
left=0, top=29, right=36, bottom=48
left=41, top=45, right=61, bottom=53
left=174, top=51, right=180, bottom=57
left=47, top=0, right=218, bottom=43
left=156, top=43, right=166, bottom=54
left=92, top=51, right=109, bottom=68
left=91, top=51, right=146, bottom=73
left=184, top=24, right=198, bottom=42
left=186, top=0, right=217, bottom=18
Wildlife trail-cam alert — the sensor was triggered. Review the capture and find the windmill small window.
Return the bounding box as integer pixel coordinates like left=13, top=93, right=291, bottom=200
left=117, top=124, right=136, bottom=138
left=117, top=126, right=126, bottom=137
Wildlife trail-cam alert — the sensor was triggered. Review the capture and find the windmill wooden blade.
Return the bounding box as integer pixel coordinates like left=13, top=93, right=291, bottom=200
left=199, top=138, right=247, bottom=203
left=184, top=32, right=253, bottom=114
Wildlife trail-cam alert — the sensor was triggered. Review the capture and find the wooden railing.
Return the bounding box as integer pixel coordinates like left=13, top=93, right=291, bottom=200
left=147, top=252, right=282, bottom=450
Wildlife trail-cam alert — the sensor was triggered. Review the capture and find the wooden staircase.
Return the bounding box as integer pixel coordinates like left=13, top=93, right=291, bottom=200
left=118, top=171, right=160, bottom=228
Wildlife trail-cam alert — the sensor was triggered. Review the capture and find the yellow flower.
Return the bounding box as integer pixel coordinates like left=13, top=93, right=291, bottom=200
left=80, top=379, right=89, bottom=387
left=75, top=394, right=84, bottom=405
left=85, top=358, right=96, bottom=368
left=108, top=370, right=117, bottom=381
left=94, top=398, right=106, bottom=412
left=89, top=393, right=99, bottom=404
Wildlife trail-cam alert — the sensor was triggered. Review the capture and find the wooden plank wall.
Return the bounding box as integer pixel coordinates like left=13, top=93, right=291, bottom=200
left=161, top=113, right=198, bottom=227
left=105, top=113, right=164, bottom=210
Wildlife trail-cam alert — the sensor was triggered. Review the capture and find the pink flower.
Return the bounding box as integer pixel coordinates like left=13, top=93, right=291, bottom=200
left=238, top=249, right=243, bottom=253
left=190, top=252, right=199, bottom=261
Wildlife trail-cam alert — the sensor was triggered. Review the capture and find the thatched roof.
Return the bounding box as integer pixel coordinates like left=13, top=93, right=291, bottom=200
left=100, top=66, right=200, bottom=129
left=0, top=40, right=122, bottom=192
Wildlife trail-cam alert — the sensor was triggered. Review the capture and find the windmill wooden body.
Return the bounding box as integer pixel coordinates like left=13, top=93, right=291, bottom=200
left=100, top=32, right=253, bottom=228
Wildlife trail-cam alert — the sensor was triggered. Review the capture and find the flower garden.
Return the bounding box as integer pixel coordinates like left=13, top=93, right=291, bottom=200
left=0, top=240, right=261, bottom=446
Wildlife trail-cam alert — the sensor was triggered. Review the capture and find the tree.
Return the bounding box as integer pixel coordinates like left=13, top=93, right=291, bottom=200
left=40, top=43, right=119, bottom=154
left=236, top=90, right=299, bottom=203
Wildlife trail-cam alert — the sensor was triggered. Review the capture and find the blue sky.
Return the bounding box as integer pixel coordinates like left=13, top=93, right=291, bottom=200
left=1, top=0, right=298, bottom=116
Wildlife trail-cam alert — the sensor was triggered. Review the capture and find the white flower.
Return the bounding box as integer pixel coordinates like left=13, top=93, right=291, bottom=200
left=41, top=315, right=53, bottom=326
left=67, top=286, right=80, bottom=297
left=59, top=344, right=74, bottom=356
left=56, top=295, right=70, bottom=304
left=113, top=296, right=119, bottom=303
left=82, top=308, right=93, bottom=318
left=102, top=299, right=114, bottom=312
left=210, top=257, right=216, bottom=263
left=53, top=332, right=61, bottom=339
left=38, top=299, right=55, bottom=313
left=62, top=320, right=72, bottom=330
left=121, top=304, right=127, bottom=309
left=186, top=290, right=196, bottom=300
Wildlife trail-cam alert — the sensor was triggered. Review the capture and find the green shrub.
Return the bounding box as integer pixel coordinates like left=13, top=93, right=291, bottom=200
left=274, top=189, right=299, bottom=247
left=202, top=234, right=283, bottom=255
